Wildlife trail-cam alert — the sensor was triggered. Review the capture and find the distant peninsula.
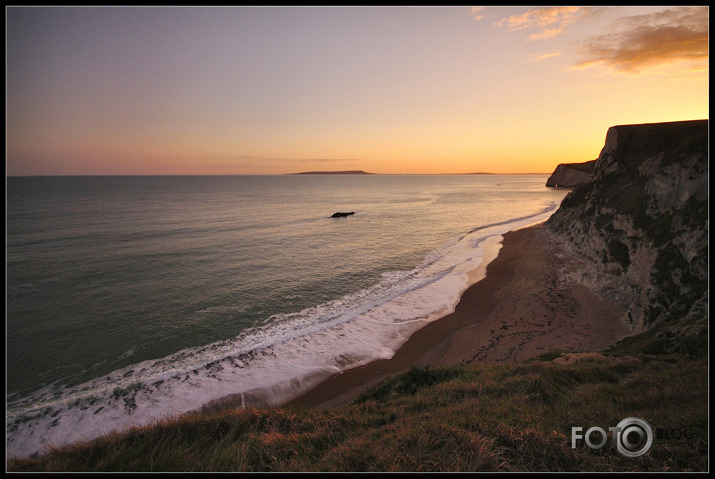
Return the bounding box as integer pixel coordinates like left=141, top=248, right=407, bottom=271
left=289, top=170, right=376, bottom=175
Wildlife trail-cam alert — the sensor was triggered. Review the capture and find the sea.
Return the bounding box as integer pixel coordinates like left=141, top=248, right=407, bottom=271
left=6, top=174, right=568, bottom=458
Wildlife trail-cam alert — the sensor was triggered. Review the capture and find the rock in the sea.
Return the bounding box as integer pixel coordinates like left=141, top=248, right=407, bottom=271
left=545, top=160, right=596, bottom=187
left=331, top=212, right=355, bottom=218
left=547, top=120, right=708, bottom=333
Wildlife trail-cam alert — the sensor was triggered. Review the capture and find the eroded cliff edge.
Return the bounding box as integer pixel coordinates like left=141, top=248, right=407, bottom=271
left=545, top=160, right=596, bottom=187
left=546, top=120, right=708, bottom=337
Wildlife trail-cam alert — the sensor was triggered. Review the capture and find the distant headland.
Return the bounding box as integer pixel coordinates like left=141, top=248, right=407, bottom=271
left=288, top=170, right=376, bottom=175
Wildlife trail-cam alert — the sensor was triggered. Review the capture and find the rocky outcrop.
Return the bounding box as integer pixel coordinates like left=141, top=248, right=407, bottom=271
left=546, top=160, right=596, bottom=187
left=331, top=212, right=355, bottom=218
left=547, top=120, right=708, bottom=334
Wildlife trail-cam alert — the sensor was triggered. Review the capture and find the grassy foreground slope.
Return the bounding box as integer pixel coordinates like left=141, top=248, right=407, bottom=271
left=7, top=322, right=707, bottom=472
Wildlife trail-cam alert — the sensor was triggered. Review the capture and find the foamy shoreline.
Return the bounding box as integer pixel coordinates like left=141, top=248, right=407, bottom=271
left=6, top=206, right=560, bottom=460
left=290, top=222, right=632, bottom=409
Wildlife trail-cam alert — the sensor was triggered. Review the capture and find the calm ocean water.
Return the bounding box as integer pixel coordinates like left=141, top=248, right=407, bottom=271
left=6, top=174, right=567, bottom=457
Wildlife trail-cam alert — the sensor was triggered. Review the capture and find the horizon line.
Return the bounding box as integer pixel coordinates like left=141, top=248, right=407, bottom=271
left=6, top=172, right=554, bottom=178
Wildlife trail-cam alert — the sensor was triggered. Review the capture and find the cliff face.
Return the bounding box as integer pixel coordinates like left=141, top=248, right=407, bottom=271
left=545, top=160, right=596, bottom=187
left=547, top=120, right=708, bottom=334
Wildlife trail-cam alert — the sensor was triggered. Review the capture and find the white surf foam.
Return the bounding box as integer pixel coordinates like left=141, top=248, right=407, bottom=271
left=6, top=202, right=560, bottom=459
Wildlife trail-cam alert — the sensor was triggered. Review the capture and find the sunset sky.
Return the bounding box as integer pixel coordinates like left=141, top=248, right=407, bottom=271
left=6, top=6, right=709, bottom=176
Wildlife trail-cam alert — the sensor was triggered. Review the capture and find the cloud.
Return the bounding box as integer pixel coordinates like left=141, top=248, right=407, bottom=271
left=228, top=156, right=362, bottom=166
left=493, top=6, right=593, bottom=38
left=471, top=7, right=486, bottom=21
left=528, top=51, right=563, bottom=62
left=573, top=7, right=709, bottom=73
left=297, top=158, right=362, bottom=163
left=527, top=27, right=563, bottom=42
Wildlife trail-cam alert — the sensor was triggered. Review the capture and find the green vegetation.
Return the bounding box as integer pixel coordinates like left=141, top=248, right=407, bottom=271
left=8, top=337, right=707, bottom=472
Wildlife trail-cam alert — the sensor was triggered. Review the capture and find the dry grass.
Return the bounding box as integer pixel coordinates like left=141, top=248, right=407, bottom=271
left=7, top=347, right=708, bottom=472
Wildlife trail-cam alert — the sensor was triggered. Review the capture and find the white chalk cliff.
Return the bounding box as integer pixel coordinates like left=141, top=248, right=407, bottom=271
left=545, top=160, right=596, bottom=188
left=547, top=120, right=708, bottom=339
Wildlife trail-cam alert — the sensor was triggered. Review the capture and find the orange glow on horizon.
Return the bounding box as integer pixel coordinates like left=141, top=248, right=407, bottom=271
left=5, top=7, right=708, bottom=177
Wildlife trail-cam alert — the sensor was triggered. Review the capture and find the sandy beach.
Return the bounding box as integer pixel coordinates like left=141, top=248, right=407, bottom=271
left=289, top=222, right=631, bottom=409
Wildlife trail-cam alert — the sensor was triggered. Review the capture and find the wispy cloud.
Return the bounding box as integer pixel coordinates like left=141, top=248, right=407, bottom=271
left=573, top=7, right=709, bottom=73
left=227, top=156, right=363, bottom=166
left=471, top=7, right=486, bottom=22
left=297, top=158, right=362, bottom=164
left=527, top=28, right=563, bottom=42
left=528, top=51, right=563, bottom=62
left=493, top=6, right=593, bottom=39
left=485, top=6, right=708, bottom=75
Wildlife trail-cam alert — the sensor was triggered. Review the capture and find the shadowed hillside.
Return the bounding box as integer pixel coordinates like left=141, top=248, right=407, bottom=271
left=547, top=120, right=707, bottom=337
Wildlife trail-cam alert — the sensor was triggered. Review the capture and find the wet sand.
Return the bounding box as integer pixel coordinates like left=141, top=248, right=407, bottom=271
left=288, top=222, right=631, bottom=409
